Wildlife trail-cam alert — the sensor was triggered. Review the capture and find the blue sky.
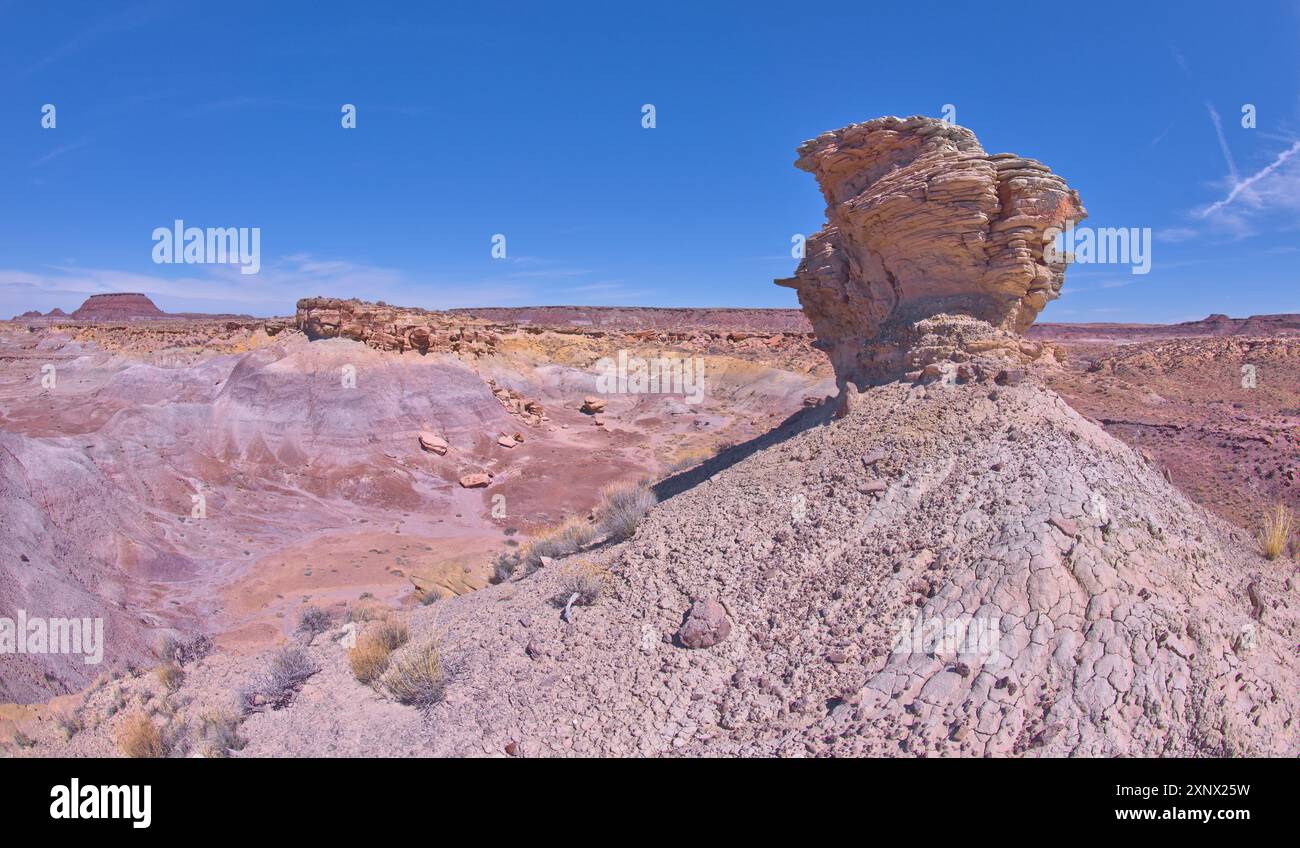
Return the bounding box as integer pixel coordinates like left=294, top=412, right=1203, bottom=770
left=2, top=0, right=1297, bottom=321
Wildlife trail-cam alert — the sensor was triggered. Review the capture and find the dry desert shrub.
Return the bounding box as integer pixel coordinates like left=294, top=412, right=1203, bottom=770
left=558, top=560, right=610, bottom=607
left=297, top=605, right=333, bottom=640
left=491, top=550, right=522, bottom=583
left=155, top=662, right=184, bottom=693
left=158, top=635, right=182, bottom=664
left=106, top=687, right=127, bottom=716
left=56, top=710, right=84, bottom=741
left=382, top=640, right=445, bottom=707
left=159, top=633, right=213, bottom=666
left=597, top=478, right=658, bottom=542
left=1259, top=503, right=1294, bottom=560
left=117, top=711, right=165, bottom=758
left=262, top=647, right=318, bottom=708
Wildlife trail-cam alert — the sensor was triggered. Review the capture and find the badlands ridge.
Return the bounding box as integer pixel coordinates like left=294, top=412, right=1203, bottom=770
left=2, top=117, right=1296, bottom=757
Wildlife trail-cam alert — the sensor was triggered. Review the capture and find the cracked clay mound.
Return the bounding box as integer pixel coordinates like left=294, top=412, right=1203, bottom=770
left=227, top=379, right=1296, bottom=758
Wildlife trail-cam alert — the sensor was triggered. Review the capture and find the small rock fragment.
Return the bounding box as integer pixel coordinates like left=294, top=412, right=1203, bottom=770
left=676, top=599, right=731, bottom=649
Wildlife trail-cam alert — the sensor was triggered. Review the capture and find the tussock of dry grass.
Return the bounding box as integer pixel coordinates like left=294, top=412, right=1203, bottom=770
left=373, top=619, right=410, bottom=651
left=155, top=662, right=184, bottom=693
left=382, top=640, right=445, bottom=707
left=558, top=560, right=610, bottom=606
left=347, top=604, right=382, bottom=623
left=200, top=710, right=246, bottom=757
left=662, top=447, right=713, bottom=475
left=348, top=635, right=391, bottom=684
left=117, top=711, right=165, bottom=758
left=526, top=517, right=596, bottom=568
left=348, top=619, right=410, bottom=684
left=597, top=478, right=657, bottom=542
left=1259, top=503, right=1294, bottom=560
left=492, top=516, right=599, bottom=582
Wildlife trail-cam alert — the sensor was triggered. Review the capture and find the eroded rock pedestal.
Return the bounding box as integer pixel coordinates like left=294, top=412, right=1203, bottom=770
left=778, top=116, right=1086, bottom=387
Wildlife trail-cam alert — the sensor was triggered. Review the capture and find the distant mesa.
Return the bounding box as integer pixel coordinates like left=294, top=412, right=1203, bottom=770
left=1030, top=312, right=1300, bottom=341
left=10, top=293, right=254, bottom=322
left=71, top=293, right=167, bottom=320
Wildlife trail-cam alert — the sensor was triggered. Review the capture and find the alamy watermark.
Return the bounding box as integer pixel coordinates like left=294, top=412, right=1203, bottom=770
left=50, top=779, right=151, bottom=829
left=891, top=612, right=1002, bottom=662
left=0, top=610, right=104, bottom=664
left=1044, top=223, right=1151, bottom=275
left=593, top=350, right=706, bottom=404
left=152, top=219, right=260, bottom=275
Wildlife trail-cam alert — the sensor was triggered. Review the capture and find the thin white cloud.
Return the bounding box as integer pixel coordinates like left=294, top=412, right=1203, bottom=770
left=1169, top=44, right=1193, bottom=79
left=32, top=139, right=90, bottom=167
left=1157, top=226, right=1200, bottom=243
left=23, top=2, right=168, bottom=78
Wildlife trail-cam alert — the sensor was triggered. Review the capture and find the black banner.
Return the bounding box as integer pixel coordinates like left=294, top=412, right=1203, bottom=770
left=3, top=756, right=1287, bottom=834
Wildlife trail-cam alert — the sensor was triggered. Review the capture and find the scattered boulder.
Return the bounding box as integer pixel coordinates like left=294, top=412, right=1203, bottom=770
left=676, top=599, right=732, bottom=649
left=581, top=396, right=607, bottom=414
left=418, top=432, right=449, bottom=455
left=497, top=435, right=517, bottom=449
left=458, top=473, right=491, bottom=489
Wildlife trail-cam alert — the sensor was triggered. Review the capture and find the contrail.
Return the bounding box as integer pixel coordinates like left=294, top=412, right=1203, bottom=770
left=1205, top=102, right=1239, bottom=184
left=1200, top=139, right=1300, bottom=217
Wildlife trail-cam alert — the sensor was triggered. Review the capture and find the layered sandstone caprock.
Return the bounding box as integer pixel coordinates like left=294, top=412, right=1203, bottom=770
left=778, top=116, right=1086, bottom=387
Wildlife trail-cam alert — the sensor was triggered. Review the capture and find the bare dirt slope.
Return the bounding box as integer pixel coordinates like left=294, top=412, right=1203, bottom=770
left=1041, top=335, right=1300, bottom=532
left=19, top=377, right=1295, bottom=757
left=0, top=313, right=830, bottom=712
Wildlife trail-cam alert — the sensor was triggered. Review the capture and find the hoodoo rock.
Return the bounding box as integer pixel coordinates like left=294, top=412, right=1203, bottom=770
left=777, top=116, right=1086, bottom=387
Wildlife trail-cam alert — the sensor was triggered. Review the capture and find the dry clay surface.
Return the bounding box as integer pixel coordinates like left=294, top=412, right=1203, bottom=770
left=417, top=381, right=1297, bottom=757
left=28, top=379, right=1293, bottom=757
